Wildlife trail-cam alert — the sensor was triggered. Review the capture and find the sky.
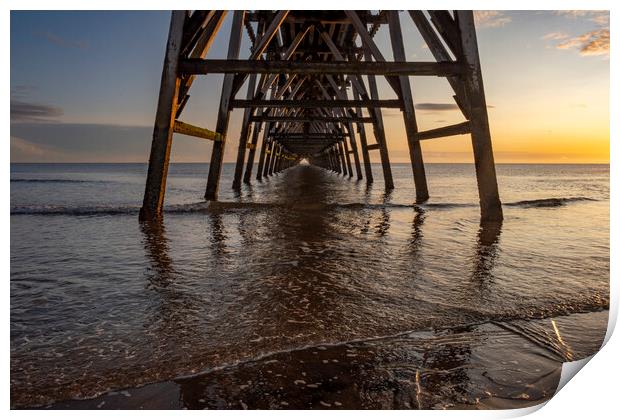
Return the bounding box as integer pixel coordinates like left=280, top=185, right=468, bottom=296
left=10, top=10, right=610, bottom=163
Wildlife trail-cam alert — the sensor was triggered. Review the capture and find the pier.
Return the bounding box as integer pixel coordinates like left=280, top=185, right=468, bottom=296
left=140, top=10, right=503, bottom=222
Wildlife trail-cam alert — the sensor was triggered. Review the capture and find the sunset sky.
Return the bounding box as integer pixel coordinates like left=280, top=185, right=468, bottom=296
left=10, top=10, right=610, bottom=163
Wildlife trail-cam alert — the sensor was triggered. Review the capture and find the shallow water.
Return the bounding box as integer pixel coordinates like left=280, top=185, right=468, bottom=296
left=10, top=163, right=609, bottom=408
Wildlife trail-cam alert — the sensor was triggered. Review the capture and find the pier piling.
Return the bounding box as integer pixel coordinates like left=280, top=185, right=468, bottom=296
left=141, top=10, right=502, bottom=221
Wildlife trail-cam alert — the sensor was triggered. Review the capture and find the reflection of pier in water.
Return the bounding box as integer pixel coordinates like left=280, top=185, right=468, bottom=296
left=137, top=175, right=518, bottom=409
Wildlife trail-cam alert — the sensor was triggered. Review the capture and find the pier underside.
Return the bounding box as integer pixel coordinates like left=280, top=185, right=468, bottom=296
left=140, top=10, right=503, bottom=222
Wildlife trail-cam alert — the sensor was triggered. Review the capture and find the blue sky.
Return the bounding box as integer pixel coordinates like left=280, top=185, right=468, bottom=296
left=10, top=10, right=609, bottom=163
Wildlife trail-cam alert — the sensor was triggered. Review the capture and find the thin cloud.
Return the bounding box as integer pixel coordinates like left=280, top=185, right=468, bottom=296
left=415, top=103, right=459, bottom=111
left=11, top=136, right=62, bottom=161
left=11, top=100, right=64, bottom=123
left=555, top=10, right=609, bottom=26
left=36, top=31, right=89, bottom=50
left=557, top=29, right=609, bottom=57
left=10, top=85, right=38, bottom=98
left=383, top=103, right=493, bottom=117
left=542, top=32, right=570, bottom=41
left=474, top=11, right=512, bottom=28
left=547, top=11, right=609, bottom=57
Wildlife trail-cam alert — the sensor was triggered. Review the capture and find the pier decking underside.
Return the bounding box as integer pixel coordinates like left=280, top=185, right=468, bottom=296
left=141, top=10, right=503, bottom=222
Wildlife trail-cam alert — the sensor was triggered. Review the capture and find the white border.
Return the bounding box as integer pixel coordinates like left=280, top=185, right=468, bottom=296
left=3, top=1, right=617, bottom=419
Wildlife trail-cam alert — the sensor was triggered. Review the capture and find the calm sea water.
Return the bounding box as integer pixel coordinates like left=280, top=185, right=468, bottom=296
left=10, top=163, right=609, bottom=409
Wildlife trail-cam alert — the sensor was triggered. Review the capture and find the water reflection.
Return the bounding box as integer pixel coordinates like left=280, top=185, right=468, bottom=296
left=140, top=220, right=175, bottom=286
left=207, top=212, right=228, bottom=258
left=471, top=221, right=502, bottom=285
left=134, top=167, right=513, bottom=409
left=140, top=219, right=210, bottom=373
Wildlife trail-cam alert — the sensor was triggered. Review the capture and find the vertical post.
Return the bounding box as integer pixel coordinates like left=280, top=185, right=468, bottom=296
left=275, top=144, right=282, bottom=174
left=256, top=129, right=269, bottom=180
left=455, top=11, right=503, bottom=221
left=352, top=86, right=373, bottom=183
left=332, top=146, right=339, bottom=173
left=232, top=72, right=258, bottom=190
left=326, top=149, right=332, bottom=171
left=388, top=10, right=429, bottom=202
left=338, top=142, right=348, bottom=176
left=347, top=123, right=363, bottom=180
left=205, top=10, right=244, bottom=200
left=264, top=140, right=274, bottom=177
left=365, top=70, right=394, bottom=189
left=140, top=11, right=186, bottom=221
left=243, top=121, right=261, bottom=182
left=342, top=136, right=353, bottom=177
left=268, top=143, right=278, bottom=175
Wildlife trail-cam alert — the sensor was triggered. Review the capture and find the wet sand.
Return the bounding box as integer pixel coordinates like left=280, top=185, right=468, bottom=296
left=46, top=311, right=609, bottom=410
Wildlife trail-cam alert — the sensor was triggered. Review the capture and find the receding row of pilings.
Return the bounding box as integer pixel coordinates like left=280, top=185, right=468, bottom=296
left=140, top=10, right=503, bottom=223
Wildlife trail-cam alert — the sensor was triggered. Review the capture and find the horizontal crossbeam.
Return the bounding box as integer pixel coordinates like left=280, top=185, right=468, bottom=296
left=273, top=135, right=347, bottom=140
left=250, top=115, right=373, bottom=124
left=173, top=120, right=223, bottom=141
left=178, top=59, right=463, bottom=77
left=416, top=121, right=471, bottom=140
left=232, top=99, right=402, bottom=109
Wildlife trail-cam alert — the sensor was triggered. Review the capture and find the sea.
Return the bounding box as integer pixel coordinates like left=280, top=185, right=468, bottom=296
left=10, top=162, right=610, bottom=409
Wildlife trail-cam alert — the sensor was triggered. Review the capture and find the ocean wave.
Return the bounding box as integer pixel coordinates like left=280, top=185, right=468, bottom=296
left=10, top=196, right=598, bottom=216
left=10, top=205, right=140, bottom=216
left=11, top=178, right=107, bottom=184
left=504, top=197, right=596, bottom=208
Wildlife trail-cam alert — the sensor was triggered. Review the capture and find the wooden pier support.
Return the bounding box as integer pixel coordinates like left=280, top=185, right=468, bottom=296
left=243, top=119, right=261, bottom=183
left=388, top=10, right=429, bottom=202
left=365, top=68, right=394, bottom=190
left=232, top=73, right=258, bottom=190
left=204, top=10, right=244, bottom=200
left=352, top=87, right=373, bottom=183
left=140, top=11, right=186, bottom=221
left=141, top=10, right=502, bottom=222
left=455, top=11, right=503, bottom=221
left=255, top=129, right=268, bottom=180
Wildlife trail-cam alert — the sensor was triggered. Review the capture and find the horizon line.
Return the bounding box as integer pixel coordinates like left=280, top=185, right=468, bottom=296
left=9, top=161, right=611, bottom=165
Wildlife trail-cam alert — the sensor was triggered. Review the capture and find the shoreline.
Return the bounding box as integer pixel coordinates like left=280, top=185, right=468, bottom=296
left=32, top=311, right=610, bottom=410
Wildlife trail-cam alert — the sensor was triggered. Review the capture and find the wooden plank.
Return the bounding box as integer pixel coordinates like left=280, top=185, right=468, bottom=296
left=417, top=121, right=470, bottom=140
left=232, top=99, right=402, bottom=109
left=366, top=143, right=381, bottom=150
left=178, top=59, right=463, bottom=76
left=140, top=11, right=186, bottom=221
left=173, top=120, right=222, bottom=141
